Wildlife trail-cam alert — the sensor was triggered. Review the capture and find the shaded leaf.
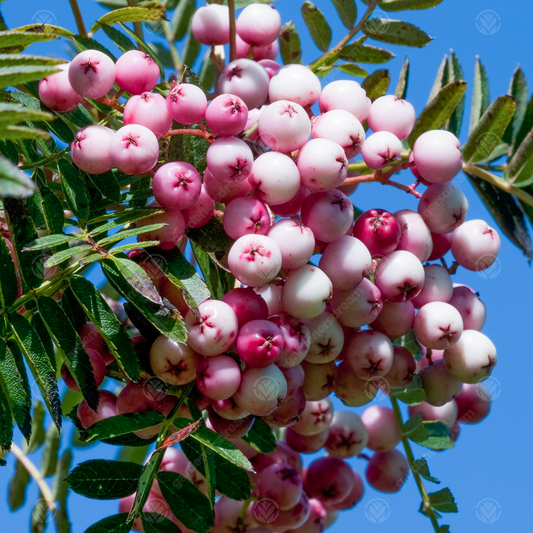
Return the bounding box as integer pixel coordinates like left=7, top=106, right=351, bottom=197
left=361, top=0, right=443, bottom=10
left=85, top=412, right=164, bottom=443
left=171, top=0, right=196, bottom=41
left=279, top=21, right=302, bottom=65
left=427, top=54, right=448, bottom=104
left=142, top=514, right=182, bottom=533
left=361, top=68, right=390, bottom=102
left=241, top=417, right=276, bottom=453
left=100, top=24, right=136, bottom=53
left=395, top=56, right=410, bottom=99
left=25, top=401, right=45, bottom=454
left=339, top=40, right=394, bottom=64
left=504, top=66, right=527, bottom=147
left=363, top=19, right=432, bottom=47
left=426, top=488, right=458, bottom=513
left=91, top=6, right=166, bottom=34
left=469, top=56, right=490, bottom=135
left=40, top=424, right=60, bottom=477
left=87, top=171, right=122, bottom=204
left=0, top=235, right=18, bottom=307
left=301, top=1, right=332, bottom=52
left=84, top=514, right=131, bottom=533
left=331, top=0, right=357, bottom=29
left=445, top=51, right=465, bottom=137
left=391, top=374, right=427, bottom=405
left=58, top=160, right=90, bottom=222
left=8, top=455, right=30, bottom=510
left=0, top=155, right=35, bottom=198
left=23, top=234, right=78, bottom=251
left=109, top=257, right=162, bottom=305
left=413, top=457, right=440, bottom=484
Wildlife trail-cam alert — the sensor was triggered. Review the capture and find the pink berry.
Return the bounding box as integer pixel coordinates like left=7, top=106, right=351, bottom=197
left=206, top=136, right=254, bottom=183
left=284, top=498, right=326, bottom=533
left=79, top=322, right=114, bottom=366
left=257, top=462, right=302, bottom=510
left=353, top=209, right=401, bottom=257
left=236, top=36, right=279, bottom=62
left=207, top=408, right=254, bottom=439
left=223, top=197, right=271, bottom=240
left=428, top=231, right=453, bottom=261
left=324, top=411, right=368, bottom=458
left=77, top=390, right=117, bottom=429
left=218, top=59, right=270, bottom=109
left=61, top=348, right=106, bottom=391
left=222, top=287, right=269, bottom=327
left=419, top=359, right=462, bottom=406
left=123, top=92, right=171, bottom=138
left=269, top=64, right=321, bottom=108
left=449, top=285, right=486, bottom=331
left=409, top=400, right=458, bottom=427
left=304, top=457, right=354, bottom=505
left=291, top=398, right=333, bottom=436
left=184, top=300, right=239, bottom=356
left=71, top=125, right=114, bottom=175
left=236, top=4, right=281, bottom=46
left=418, top=183, right=469, bottom=234
left=345, top=330, right=394, bottom=380
left=301, top=360, right=335, bottom=401
left=115, top=50, right=159, bottom=95
left=280, top=364, right=305, bottom=398
left=203, top=167, right=251, bottom=203
left=166, top=83, right=208, bottom=125
left=269, top=314, right=311, bottom=368
left=365, top=449, right=408, bottom=493
left=414, top=301, right=464, bottom=350
left=455, top=383, right=491, bottom=424
left=271, top=185, right=310, bottom=217
left=384, top=346, right=416, bottom=388
left=370, top=300, right=415, bottom=339
left=367, top=95, right=416, bottom=140
left=361, top=406, right=401, bottom=451
left=191, top=4, right=230, bottom=45
left=182, top=183, right=215, bottom=229
left=236, top=319, right=284, bottom=368
left=137, top=210, right=185, bottom=250
left=149, top=335, right=200, bottom=386
left=228, top=234, right=282, bottom=287
left=411, top=264, right=453, bottom=308
left=361, top=131, right=402, bottom=170
left=286, top=426, right=329, bottom=454
left=319, top=80, right=371, bottom=123
left=211, top=397, right=250, bottom=421
left=38, top=68, right=83, bottom=112
left=394, top=209, right=433, bottom=263
left=254, top=281, right=284, bottom=316
left=412, top=130, right=462, bottom=184
left=327, top=471, right=364, bottom=511
left=196, top=355, right=242, bottom=401
left=205, top=94, right=249, bottom=137
left=262, top=490, right=310, bottom=531
left=304, top=311, right=344, bottom=364
left=110, top=124, right=159, bottom=175
left=68, top=49, right=116, bottom=99
left=152, top=161, right=201, bottom=211
left=267, top=219, right=315, bottom=270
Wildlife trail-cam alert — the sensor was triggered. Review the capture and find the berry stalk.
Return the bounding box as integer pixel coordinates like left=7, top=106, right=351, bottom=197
left=68, top=0, right=87, bottom=37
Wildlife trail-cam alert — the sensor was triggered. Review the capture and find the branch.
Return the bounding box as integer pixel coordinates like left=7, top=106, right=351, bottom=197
left=10, top=444, right=56, bottom=514
left=68, top=0, right=87, bottom=37
left=228, top=0, right=237, bottom=62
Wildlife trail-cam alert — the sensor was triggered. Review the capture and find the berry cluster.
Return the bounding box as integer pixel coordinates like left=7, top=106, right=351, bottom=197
left=34, top=3, right=500, bottom=532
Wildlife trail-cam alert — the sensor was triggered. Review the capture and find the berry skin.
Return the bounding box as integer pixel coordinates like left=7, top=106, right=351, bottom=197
left=236, top=35, right=279, bottom=61
left=184, top=300, right=239, bottom=357
left=249, top=151, right=301, bottom=206
left=361, top=130, right=402, bottom=170
left=269, top=314, right=311, bottom=368
left=301, top=190, right=354, bottom=243
left=428, top=231, right=453, bottom=261
left=319, top=236, right=372, bottom=291
left=269, top=64, right=322, bottom=108
left=327, top=471, right=365, bottom=511
left=304, top=457, right=355, bottom=505
left=236, top=319, right=284, bottom=368
left=137, top=210, right=185, bottom=250
left=38, top=68, right=83, bottom=112
left=205, top=94, right=248, bottom=137
left=255, top=281, right=284, bottom=317
left=218, top=58, right=270, bottom=109
left=291, top=398, right=334, bottom=436
left=286, top=426, right=330, bottom=454
left=110, top=124, right=159, bottom=175
left=261, top=490, right=310, bottom=531
left=206, top=136, right=254, bottom=183
left=256, top=462, right=303, bottom=511
left=71, top=125, right=114, bottom=175
left=324, top=411, right=368, bottom=459
left=319, top=80, right=372, bottom=123
left=367, top=95, right=416, bottom=140
left=414, top=301, right=464, bottom=350
left=203, top=167, right=252, bottom=204
left=123, top=92, right=172, bottom=138
left=420, top=359, right=463, bottom=406
left=61, top=348, right=106, bottom=391
left=361, top=406, right=401, bottom=452
left=237, top=3, right=281, bottom=46
left=455, top=383, right=491, bottom=424
left=384, top=346, right=416, bottom=388
left=301, top=360, right=335, bottom=401
left=449, top=284, right=487, bottom=331
left=166, top=83, right=208, bottom=125
left=115, top=50, right=159, bottom=95
left=152, top=161, right=202, bottom=212
left=297, top=138, right=348, bottom=193
left=281, top=264, right=333, bottom=319
left=211, top=397, right=250, bottom=421
left=191, top=4, right=230, bottom=45
left=77, top=390, right=117, bottom=429
left=365, top=449, right=409, bottom=493
left=228, top=234, right=282, bottom=287
left=196, top=356, right=242, bottom=401
left=443, top=330, right=497, bottom=384
left=258, top=100, right=312, bottom=153
left=222, top=287, right=269, bottom=328
left=370, top=300, right=414, bottom=339
left=304, top=311, right=345, bottom=364
left=409, top=400, right=458, bottom=427
left=312, top=109, right=365, bottom=159
left=207, top=408, right=254, bottom=439
left=149, top=335, right=200, bottom=386
left=345, top=330, right=394, bottom=380
left=394, top=209, right=434, bottom=263
left=182, top=183, right=215, bottom=229
left=267, top=219, right=315, bottom=270
left=68, top=49, right=116, bottom=99
left=451, top=219, right=501, bottom=272
left=334, top=362, right=375, bottom=407
left=271, top=185, right=311, bottom=218
left=353, top=209, right=401, bottom=257
left=418, top=183, right=469, bottom=234
left=411, top=264, right=454, bottom=308
left=286, top=498, right=327, bottom=533
left=280, top=364, right=305, bottom=398
left=412, top=130, right=463, bottom=183
left=223, top=197, right=271, bottom=240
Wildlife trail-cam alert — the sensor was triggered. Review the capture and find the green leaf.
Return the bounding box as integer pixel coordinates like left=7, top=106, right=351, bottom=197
left=96, top=0, right=129, bottom=8
left=0, top=340, right=31, bottom=440
left=279, top=21, right=302, bottom=65
left=87, top=171, right=122, bottom=204
left=186, top=216, right=234, bottom=270
left=182, top=32, right=201, bottom=69
left=89, top=207, right=164, bottom=234
left=148, top=43, right=174, bottom=70
left=100, top=24, right=136, bottom=53
left=167, top=124, right=210, bottom=175
left=141, top=514, right=182, bottom=533
left=0, top=103, right=54, bottom=125
left=462, top=95, right=516, bottom=163
left=413, top=458, right=440, bottom=484
left=8, top=314, right=62, bottom=429
left=190, top=242, right=227, bottom=301
left=25, top=401, right=45, bottom=453
left=445, top=51, right=465, bottom=137
left=129, top=449, right=165, bottom=520
left=70, top=276, right=140, bottom=380
left=44, top=244, right=93, bottom=268
left=411, top=421, right=454, bottom=450
left=0, top=65, right=60, bottom=90
left=0, top=155, right=35, bottom=198
left=0, top=54, right=64, bottom=67
left=23, top=234, right=78, bottom=251
left=38, top=184, right=66, bottom=239
left=8, top=456, right=30, bottom=510
left=241, top=417, right=276, bottom=453
left=361, top=68, right=390, bottom=102
left=85, top=412, right=165, bottom=443
left=58, top=160, right=90, bottom=222
left=502, top=66, right=527, bottom=149
left=466, top=172, right=533, bottom=259
left=330, top=0, right=357, bottom=29
left=427, top=487, right=458, bottom=513
left=513, top=92, right=533, bottom=158
left=363, top=19, right=432, bottom=47
left=335, top=63, right=368, bottom=78
left=0, top=236, right=17, bottom=307
left=37, top=296, right=99, bottom=411
left=68, top=460, right=143, bottom=499
left=14, top=25, right=73, bottom=38
left=427, top=54, right=448, bottom=104
left=110, top=241, right=160, bottom=255
left=30, top=495, right=49, bottom=533
left=395, top=56, right=410, bottom=99
left=408, top=81, right=468, bottom=148
left=158, top=471, right=215, bottom=533
left=84, top=514, right=131, bottom=533
left=98, top=225, right=165, bottom=248
left=391, top=374, right=427, bottom=405
left=171, top=0, right=196, bottom=41
left=469, top=56, right=490, bottom=135
left=0, top=31, right=58, bottom=50
left=61, top=103, right=93, bottom=129
left=0, top=379, right=13, bottom=452
left=507, top=128, right=533, bottom=187
left=92, top=6, right=166, bottom=34
left=301, top=1, right=332, bottom=52
left=40, top=424, right=60, bottom=477
left=109, top=257, right=162, bottom=304
left=339, top=40, right=394, bottom=64
left=71, top=34, right=117, bottom=61
left=371, top=0, right=444, bottom=11
left=53, top=449, right=72, bottom=530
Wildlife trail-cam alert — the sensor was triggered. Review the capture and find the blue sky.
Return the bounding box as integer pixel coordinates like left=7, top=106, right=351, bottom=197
left=1, top=0, right=532, bottom=532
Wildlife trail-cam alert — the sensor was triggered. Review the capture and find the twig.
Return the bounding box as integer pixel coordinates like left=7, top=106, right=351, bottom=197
left=127, top=0, right=144, bottom=42
left=228, top=0, right=237, bottom=62
left=164, top=128, right=215, bottom=142
left=68, top=0, right=87, bottom=37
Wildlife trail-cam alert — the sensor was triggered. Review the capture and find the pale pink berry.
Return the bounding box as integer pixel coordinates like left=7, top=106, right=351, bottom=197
left=370, top=300, right=415, bottom=339
left=207, top=408, right=254, bottom=439
left=291, top=398, right=333, bottom=436
left=137, top=210, right=185, bottom=250
left=222, top=287, right=268, bottom=328
left=110, top=124, right=159, bottom=175
left=197, top=355, right=242, bottom=401
left=414, top=301, right=464, bottom=350
left=203, top=167, right=251, bottom=203
left=258, top=100, right=311, bottom=153
left=411, top=264, right=453, bottom=308
left=254, top=281, right=284, bottom=316
left=304, top=311, right=344, bottom=364
left=353, top=209, right=401, bottom=256
left=71, top=125, right=114, bottom=175
left=269, top=314, right=311, bottom=368
left=115, top=50, right=159, bottom=95
left=361, top=406, right=401, bottom=451
left=123, top=92, right=171, bottom=138
left=451, top=219, right=500, bottom=272
left=206, top=136, right=253, bottom=183
left=301, top=190, right=354, bottom=243
left=236, top=35, right=279, bottom=61
left=149, top=335, right=200, bottom=386
left=77, top=390, right=117, bottom=429
left=271, top=185, right=310, bottom=217
left=267, top=219, right=315, bottom=270
left=345, top=330, right=394, bottom=380
left=211, top=397, right=250, bottom=420
left=223, top=197, right=270, bottom=240
left=269, top=64, right=321, bottom=108
left=394, top=209, right=433, bottom=263
left=328, top=471, right=365, bottom=511
left=286, top=426, right=329, bottom=454
left=361, top=131, right=402, bottom=170
left=152, top=161, right=201, bottom=211
left=236, top=3, right=281, bottom=46
left=420, top=359, right=462, bottom=406
left=191, top=4, right=230, bottom=45
left=166, top=83, right=208, bottom=125
left=418, top=183, right=469, bottom=234
left=38, top=68, right=83, bottom=112
left=413, top=130, right=462, bottom=183
left=205, top=94, right=248, bottom=137
left=218, top=58, right=270, bottom=109
left=68, top=49, right=116, bottom=99
left=367, top=95, right=416, bottom=140
left=182, top=184, right=215, bottom=229
left=319, top=80, right=371, bottom=123
left=280, top=364, right=305, bottom=398
left=261, top=490, right=310, bottom=531
left=365, top=449, right=408, bottom=493
left=184, top=300, right=239, bottom=356
left=324, top=411, right=368, bottom=459
left=449, top=285, right=486, bottom=331
left=259, top=58, right=282, bottom=77
left=249, top=151, right=301, bottom=206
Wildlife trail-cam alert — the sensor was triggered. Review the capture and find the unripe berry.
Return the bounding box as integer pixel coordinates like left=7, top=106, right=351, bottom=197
left=38, top=68, right=83, bottom=112
left=361, top=406, right=401, bottom=451
left=115, top=50, right=159, bottom=95
left=319, top=80, right=371, bottom=123
left=345, top=330, right=394, bottom=380
left=205, top=94, right=248, bottom=137
left=123, top=92, right=171, bottom=138
left=281, top=264, right=332, bottom=319
left=269, top=64, right=321, bottom=108
left=191, top=4, right=230, bottom=45
left=77, top=390, right=117, bottom=429
left=137, top=210, right=185, bottom=250
left=149, top=335, right=200, bottom=386
left=206, top=136, right=254, bottom=183
left=152, top=161, right=201, bottom=212
left=384, top=346, right=416, bottom=388
left=411, top=264, right=453, bottom=308
left=365, top=449, right=408, bottom=493
left=361, top=131, right=402, bottom=170
left=455, top=383, right=491, bottom=424
left=236, top=319, right=284, bottom=368
left=449, top=285, right=486, bottom=331
left=269, top=314, right=311, bottom=368
left=304, top=311, right=344, bottom=364
left=223, top=197, right=270, bottom=240
left=420, top=359, right=462, bottom=406
left=166, top=83, right=208, bottom=125
left=353, top=209, right=401, bottom=257
left=412, top=130, right=462, bottom=183
left=301, top=360, right=335, bottom=401
left=71, top=125, right=114, bottom=175
left=267, top=219, right=315, bottom=270
left=68, top=49, right=116, bottom=99
left=222, top=287, right=269, bottom=328
left=394, top=209, right=433, bottom=263
left=236, top=4, right=281, bottom=46
left=197, top=355, right=242, bottom=401
left=110, top=124, right=159, bottom=175
left=182, top=184, right=215, bottom=229
left=451, top=219, right=501, bottom=271
left=228, top=234, right=282, bottom=287
left=304, top=457, right=355, bottom=505
left=418, top=183, right=469, bottom=234
left=325, top=411, right=368, bottom=458
left=367, top=95, right=416, bottom=140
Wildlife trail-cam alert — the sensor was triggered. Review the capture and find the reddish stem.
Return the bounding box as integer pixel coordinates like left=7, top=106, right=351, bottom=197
left=164, top=129, right=215, bottom=143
